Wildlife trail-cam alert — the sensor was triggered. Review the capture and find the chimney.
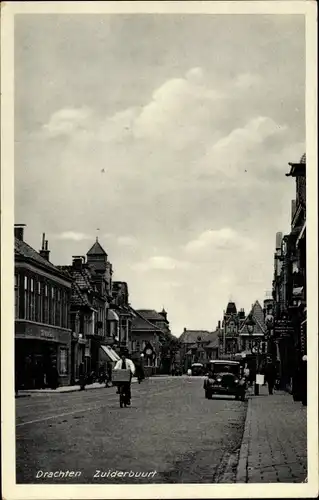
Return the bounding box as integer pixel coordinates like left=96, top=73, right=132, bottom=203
left=291, top=200, right=296, bottom=222
left=184, top=327, right=187, bottom=333
left=72, top=256, right=85, bottom=270
left=14, top=224, right=26, bottom=241
left=275, top=232, right=283, bottom=250
left=39, top=233, right=50, bottom=261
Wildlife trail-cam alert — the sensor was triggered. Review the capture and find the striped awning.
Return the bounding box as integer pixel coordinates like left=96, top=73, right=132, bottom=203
left=100, top=345, right=120, bottom=362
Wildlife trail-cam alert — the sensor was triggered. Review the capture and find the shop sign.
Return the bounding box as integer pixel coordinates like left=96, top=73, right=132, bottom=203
left=40, top=330, right=54, bottom=339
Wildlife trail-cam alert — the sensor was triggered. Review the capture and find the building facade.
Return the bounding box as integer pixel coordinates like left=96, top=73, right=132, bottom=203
left=15, top=227, right=73, bottom=389
left=57, top=239, right=119, bottom=382
left=218, top=302, right=246, bottom=359
left=272, top=153, right=307, bottom=394
left=179, top=329, right=219, bottom=371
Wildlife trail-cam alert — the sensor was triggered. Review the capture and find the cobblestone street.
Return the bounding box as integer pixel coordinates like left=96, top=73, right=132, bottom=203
left=16, top=377, right=247, bottom=484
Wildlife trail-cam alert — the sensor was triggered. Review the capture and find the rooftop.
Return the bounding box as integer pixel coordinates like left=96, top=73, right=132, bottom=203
left=179, top=329, right=212, bottom=344
left=87, top=238, right=107, bottom=256
left=15, top=237, right=70, bottom=280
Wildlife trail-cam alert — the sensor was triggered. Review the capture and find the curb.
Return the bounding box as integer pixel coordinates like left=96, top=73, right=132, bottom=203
left=18, top=379, right=139, bottom=396
left=236, top=395, right=253, bottom=483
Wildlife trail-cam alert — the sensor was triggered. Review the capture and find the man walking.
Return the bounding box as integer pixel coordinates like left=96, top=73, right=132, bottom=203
left=114, top=350, right=135, bottom=405
left=265, top=361, right=276, bottom=395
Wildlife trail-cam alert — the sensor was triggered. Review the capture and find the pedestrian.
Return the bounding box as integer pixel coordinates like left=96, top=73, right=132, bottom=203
left=49, top=363, right=59, bottom=390
left=79, top=362, right=86, bottom=391
left=265, top=362, right=276, bottom=395
left=113, top=349, right=135, bottom=406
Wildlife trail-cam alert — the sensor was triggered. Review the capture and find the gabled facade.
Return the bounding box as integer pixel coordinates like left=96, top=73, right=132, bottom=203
left=238, top=301, right=267, bottom=354
left=218, top=302, right=246, bottom=359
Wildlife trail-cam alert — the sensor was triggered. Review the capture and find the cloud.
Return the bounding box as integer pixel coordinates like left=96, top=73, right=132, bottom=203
left=55, top=231, right=92, bottom=242
left=132, top=256, right=190, bottom=272
left=117, top=236, right=139, bottom=247
left=184, top=228, right=255, bottom=254
left=42, top=107, right=92, bottom=137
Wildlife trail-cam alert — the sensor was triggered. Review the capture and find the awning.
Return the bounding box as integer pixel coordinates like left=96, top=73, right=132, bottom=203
left=293, top=286, right=304, bottom=296
left=108, top=309, right=120, bottom=321
left=296, top=221, right=306, bottom=248
left=100, top=345, right=120, bottom=362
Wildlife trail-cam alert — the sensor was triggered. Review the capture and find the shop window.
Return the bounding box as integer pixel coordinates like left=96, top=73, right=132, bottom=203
left=59, top=347, right=68, bottom=375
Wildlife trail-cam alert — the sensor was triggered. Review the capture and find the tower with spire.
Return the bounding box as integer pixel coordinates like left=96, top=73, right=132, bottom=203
left=86, top=237, right=113, bottom=298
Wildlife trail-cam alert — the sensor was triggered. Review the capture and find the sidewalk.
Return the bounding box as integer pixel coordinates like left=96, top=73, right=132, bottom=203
left=236, top=385, right=307, bottom=483
left=17, top=378, right=138, bottom=396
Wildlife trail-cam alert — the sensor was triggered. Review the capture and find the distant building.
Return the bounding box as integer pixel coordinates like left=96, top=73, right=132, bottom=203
left=111, top=281, right=133, bottom=350
left=238, top=301, right=267, bottom=354
left=218, top=302, right=246, bottom=359
left=179, top=329, right=219, bottom=371
left=130, top=309, right=167, bottom=371
left=15, top=226, right=73, bottom=389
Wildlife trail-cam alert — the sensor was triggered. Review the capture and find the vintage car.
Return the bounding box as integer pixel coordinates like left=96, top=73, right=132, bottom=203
left=191, top=363, right=204, bottom=376
left=203, top=360, right=246, bottom=401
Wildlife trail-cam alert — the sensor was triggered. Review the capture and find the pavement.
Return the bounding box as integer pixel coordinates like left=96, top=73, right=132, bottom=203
left=236, top=384, right=307, bottom=483
left=16, top=376, right=247, bottom=483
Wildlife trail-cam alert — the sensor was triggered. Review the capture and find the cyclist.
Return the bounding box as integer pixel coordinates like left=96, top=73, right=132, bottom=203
left=114, top=350, right=135, bottom=405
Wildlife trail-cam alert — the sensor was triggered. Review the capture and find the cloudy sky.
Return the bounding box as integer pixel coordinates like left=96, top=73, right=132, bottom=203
left=15, top=13, right=305, bottom=336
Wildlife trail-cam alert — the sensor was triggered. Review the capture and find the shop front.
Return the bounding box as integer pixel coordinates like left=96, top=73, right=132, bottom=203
left=15, top=320, right=71, bottom=388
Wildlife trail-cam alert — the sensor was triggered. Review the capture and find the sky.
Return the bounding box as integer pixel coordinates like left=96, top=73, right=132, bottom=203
left=14, top=13, right=305, bottom=336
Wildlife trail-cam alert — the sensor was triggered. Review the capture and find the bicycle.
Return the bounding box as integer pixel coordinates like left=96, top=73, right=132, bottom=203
left=119, top=383, right=130, bottom=408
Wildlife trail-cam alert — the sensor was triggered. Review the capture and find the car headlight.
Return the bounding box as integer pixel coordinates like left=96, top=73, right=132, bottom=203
left=234, top=379, right=239, bottom=384
left=216, top=378, right=222, bottom=382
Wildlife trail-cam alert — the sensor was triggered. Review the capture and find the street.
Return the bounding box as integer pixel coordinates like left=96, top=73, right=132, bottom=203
left=16, top=376, right=247, bottom=484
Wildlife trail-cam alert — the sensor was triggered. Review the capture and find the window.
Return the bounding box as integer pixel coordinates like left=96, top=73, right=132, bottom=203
left=55, top=289, right=61, bottom=326
left=15, top=274, right=20, bottom=318
left=136, top=340, right=140, bottom=351
left=44, top=284, right=49, bottom=323
left=24, top=276, right=29, bottom=319
left=50, top=286, right=56, bottom=325
left=37, top=282, right=43, bottom=323
left=29, top=278, right=36, bottom=321
left=59, top=348, right=68, bottom=375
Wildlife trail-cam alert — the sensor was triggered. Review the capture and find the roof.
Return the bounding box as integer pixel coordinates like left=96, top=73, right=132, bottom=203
left=239, top=300, right=266, bottom=335
left=300, top=153, right=306, bottom=164
left=57, top=265, right=94, bottom=308
left=135, top=309, right=168, bottom=322
left=87, top=239, right=107, bottom=256
left=226, top=302, right=237, bottom=314
left=204, top=330, right=219, bottom=349
left=131, top=315, right=162, bottom=332
left=179, top=329, right=211, bottom=344
left=286, top=153, right=306, bottom=177
left=15, top=237, right=71, bottom=280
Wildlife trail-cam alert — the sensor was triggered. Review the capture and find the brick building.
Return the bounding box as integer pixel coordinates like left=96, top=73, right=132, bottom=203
left=57, top=239, right=119, bottom=382
left=15, top=226, right=73, bottom=389
left=179, top=329, right=219, bottom=372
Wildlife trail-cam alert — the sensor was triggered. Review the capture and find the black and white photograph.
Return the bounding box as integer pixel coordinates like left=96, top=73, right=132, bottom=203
left=1, top=1, right=318, bottom=499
